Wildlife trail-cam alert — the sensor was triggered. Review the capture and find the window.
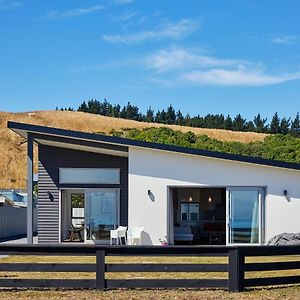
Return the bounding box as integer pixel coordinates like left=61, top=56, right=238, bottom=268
left=59, top=168, right=120, bottom=184
left=181, top=203, right=199, bottom=221
left=71, top=193, right=84, bottom=227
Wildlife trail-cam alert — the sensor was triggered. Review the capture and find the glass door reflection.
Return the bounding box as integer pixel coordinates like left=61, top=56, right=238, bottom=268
left=227, top=188, right=263, bottom=245
left=85, top=189, right=119, bottom=243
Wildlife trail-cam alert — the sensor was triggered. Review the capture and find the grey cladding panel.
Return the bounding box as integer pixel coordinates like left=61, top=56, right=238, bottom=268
left=38, top=145, right=128, bottom=244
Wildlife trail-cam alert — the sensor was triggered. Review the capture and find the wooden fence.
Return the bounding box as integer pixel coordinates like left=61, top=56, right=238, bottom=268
left=0, top=245, right=300, bottom=292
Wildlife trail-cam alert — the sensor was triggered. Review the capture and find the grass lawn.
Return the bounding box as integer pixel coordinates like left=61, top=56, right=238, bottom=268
left=0, top=255, right=300, bottom=299
left=1, top=287, right=300, bottom=300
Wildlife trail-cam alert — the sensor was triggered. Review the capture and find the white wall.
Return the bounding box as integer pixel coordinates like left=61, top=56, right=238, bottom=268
left=128, top=147, right=300, bottom=245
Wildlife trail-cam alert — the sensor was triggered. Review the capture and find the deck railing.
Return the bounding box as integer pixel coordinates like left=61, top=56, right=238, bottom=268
left=0, top=245, right=300, bottom=292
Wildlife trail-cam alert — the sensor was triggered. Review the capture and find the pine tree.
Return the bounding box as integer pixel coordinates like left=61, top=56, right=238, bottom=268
left=78, top=101, right=89, bottom=112
left=204, top=114, right=214, bottom=128
left=224, top=115, right=233, bottom=130
left=155, top=110, right=162, bottom=123
left=87, top=99, right=101, bottom=114
left=185, top=113, right=191, bottom=126
left=99, top=99, right=109, bottom=115
left=232, top=114, right=246, bottom=131
left=160, top=109, right=167, bottom=124
left=291, top=112, right=300, bottom=137
left=124, top=102, right=141, bottom=120
left=245, top=121, right=255, bottom=132
left=165, top=105, right=176, bottom=124
left=189, top=115, right=201, bottom=128
left=253, top=113, right=268, bottom=133
left=269, top=113, right=281, bottom=134
left=280, top=117, right=291, bottom=135
left=145, top=106, right=154, bottom=122
left=216, top=114, right=225, bottom=129
left=120, top=106, right=127, bottom=119
left=112, top=104, right=121, bottom=118
left=176, top=110, right=184, bottom=125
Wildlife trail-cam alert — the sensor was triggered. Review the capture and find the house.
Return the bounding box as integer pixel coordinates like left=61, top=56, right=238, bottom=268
left=0, top=189, right=37, bottom=207
left=8, top=121, right=300, bottom=246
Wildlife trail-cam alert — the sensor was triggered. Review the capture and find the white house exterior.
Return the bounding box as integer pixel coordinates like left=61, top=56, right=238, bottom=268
left=8, top=121, right=300, bottom=246
left=129, top=147, right=300, bottom=245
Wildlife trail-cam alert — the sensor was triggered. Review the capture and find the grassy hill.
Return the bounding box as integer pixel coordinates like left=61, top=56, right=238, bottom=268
left=0, top=110, right=266, bottom=189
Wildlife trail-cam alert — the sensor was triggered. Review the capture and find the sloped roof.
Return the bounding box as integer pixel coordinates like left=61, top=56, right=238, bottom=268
left=8, top=121, right=300, bottom=172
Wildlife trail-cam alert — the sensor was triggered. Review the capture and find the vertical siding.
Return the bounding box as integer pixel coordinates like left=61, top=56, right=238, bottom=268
left=1, top=207, right=23, bottom=239
left=38, top=145, right=128, bottom=244
left=0, top=206, right=37, bottom=240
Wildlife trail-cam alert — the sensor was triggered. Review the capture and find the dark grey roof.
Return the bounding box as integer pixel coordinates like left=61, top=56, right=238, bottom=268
left=7, top=120, right=300, bottom=171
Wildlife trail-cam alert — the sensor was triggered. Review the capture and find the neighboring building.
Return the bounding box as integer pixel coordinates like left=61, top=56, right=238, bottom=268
left=0, top=190, right=38, bottom=240
left=0, top=190, right=28, bottom=207
left=0, top=195, right=14, bottom=207
left=0, top=189, right=37, bottom=208
left=8, top=121, right=300, bottom=245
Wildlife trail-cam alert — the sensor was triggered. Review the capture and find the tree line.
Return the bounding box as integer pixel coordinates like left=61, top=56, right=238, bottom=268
left=110, top=127, right=300, bottom=164
left=56, top=99, right=300, bottom=137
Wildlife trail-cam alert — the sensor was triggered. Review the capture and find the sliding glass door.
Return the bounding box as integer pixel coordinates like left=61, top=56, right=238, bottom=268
left=85, top=189, right=119, bottom=243
left=227, top=188, right=264, bottom=245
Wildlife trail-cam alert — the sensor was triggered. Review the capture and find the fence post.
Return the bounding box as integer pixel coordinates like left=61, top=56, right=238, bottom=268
left=228, top=248, right=245, bottom=292
left=96, top=250, right=106, bottom=290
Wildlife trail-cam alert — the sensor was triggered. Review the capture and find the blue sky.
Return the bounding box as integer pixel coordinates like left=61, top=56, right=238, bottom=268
left=0, top=0, right=300, bottom=120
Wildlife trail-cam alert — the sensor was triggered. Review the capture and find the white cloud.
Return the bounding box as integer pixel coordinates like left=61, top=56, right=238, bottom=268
left=111, top=11, right=138, bottom=22
left=71, top=45, right=300, bottom=87
left=145, top=47, right=247, bottom=73
left=46, top=5, right=105, bottom=20
left=181, top=69, right=300, bottom=86
left=0, top=0, right=22, bottom=10
left=271, top=35, right=298, bottom=45
left=144, top=47, right=300, bottom=87
left=102, top=19, right=199, bottom=43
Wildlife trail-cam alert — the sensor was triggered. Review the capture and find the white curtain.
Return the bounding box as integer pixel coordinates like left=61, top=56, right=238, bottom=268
left=61, top=190, right=71, bottom=241
left=250, top=198, right=259, bottom=244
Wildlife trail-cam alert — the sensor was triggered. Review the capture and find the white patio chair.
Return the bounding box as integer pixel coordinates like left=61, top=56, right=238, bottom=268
left=127, top=227, right=144, bottom=245
left=110, top=226, right=127, bottom=245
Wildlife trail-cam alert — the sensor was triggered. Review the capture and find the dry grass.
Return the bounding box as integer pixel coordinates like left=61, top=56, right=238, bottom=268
left=1, top=288, right=300, bottom=300
left=0, top=255, right=300, bottom=299
left=0, top=110, right=267, bottom=189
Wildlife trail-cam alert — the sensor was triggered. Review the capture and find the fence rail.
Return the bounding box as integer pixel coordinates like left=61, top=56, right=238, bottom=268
left=0, top=245, right=300, bottom=292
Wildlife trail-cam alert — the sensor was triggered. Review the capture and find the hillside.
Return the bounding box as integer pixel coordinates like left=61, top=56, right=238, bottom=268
left=0, top=110, right=266, bottom=189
